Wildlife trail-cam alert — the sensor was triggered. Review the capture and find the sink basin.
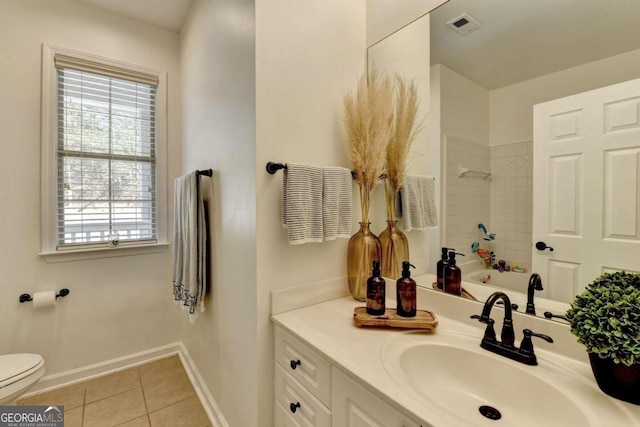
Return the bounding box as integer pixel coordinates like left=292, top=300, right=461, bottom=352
left=381, top=331, right=636, bottom=426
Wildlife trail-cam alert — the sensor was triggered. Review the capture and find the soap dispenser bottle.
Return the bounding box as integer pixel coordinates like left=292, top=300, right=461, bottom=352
left=443, top=251, right=464, bottom=295
left=436, top=247, right=452, bottom=290
left=366, top=260, right=386, bottom=315
left=396, top=261, right=417, bottom=317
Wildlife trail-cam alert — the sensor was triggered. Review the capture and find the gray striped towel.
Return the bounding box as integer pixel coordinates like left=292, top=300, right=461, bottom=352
left=398, top=175, right=438, bottom=231
left=322, top=166, right=353, bottom=240
left=282, top=164, right=324, bottom=244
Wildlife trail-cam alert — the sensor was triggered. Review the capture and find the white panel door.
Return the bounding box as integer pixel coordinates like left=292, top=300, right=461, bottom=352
left=533, top=78, right=640, bottom=302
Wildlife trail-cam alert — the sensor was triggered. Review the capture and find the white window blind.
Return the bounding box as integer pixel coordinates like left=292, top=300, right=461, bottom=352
left=55, top=55, right=158, bottom=249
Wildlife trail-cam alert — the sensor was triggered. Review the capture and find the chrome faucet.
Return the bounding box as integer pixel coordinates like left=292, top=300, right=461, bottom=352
left=471, top=291, right=553, bottom=365
left=526, top=273, right=543, bottom=315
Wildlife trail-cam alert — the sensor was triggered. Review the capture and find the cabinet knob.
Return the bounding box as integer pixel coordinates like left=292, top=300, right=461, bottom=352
left=290, top=359, right=301, bottom=370
left=290, top=402, right=301, bottom=413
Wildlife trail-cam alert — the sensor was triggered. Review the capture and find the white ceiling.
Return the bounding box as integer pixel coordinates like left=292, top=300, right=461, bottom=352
left=74, top=0, right=193, bottom=32
left=431, top=0, right=640, bottom=89
left=72, top=0, right=640, bottom=90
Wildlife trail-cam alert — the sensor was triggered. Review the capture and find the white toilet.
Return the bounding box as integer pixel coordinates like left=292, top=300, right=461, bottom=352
left=0, top=353, right=45, bottom=404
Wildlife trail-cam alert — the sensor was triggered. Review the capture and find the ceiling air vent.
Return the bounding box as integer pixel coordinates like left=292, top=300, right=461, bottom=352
left=446, top=13, right=481, bottom=35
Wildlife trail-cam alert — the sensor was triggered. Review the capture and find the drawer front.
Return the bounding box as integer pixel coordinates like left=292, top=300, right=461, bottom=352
left=275, top=364, right=331, bottom=427
left=332, top=368, right=420, bottom=427
left=275, top=327, right=331, bottom=407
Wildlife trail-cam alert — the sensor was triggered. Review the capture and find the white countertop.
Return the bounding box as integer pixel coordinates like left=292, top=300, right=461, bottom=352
left=272, top=283, right=640, bottom=427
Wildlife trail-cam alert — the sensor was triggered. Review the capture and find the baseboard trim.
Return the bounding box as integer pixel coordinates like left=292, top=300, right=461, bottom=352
left=22, top=342, right=228, bottom=427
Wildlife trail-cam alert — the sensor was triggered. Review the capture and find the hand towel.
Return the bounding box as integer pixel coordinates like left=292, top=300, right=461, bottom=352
left=322, top=166, right=353, bottom=240
left=173, top=171, right=207, bottom=324
left=398, top=175, right=438, bottom=231
left=281, top=164, right=324, bottom=244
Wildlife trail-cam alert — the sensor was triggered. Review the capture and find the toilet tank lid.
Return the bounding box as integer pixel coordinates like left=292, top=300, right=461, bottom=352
left=0, top=354, right=44, bottom=384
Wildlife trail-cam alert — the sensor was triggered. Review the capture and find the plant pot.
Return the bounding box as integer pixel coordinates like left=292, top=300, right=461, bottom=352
left=589, top=353, right=640, bottom=405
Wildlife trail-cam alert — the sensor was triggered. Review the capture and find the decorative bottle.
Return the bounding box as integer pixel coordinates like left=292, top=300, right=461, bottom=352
left=366, top=260, right=386, bottom=315
left=396, top=261, right=416, bottom=317
left=443, top=251, right=464, bottom=295
left=436, top=247, right=451, bottom=290
left=347, top=222, right=382, bottom=301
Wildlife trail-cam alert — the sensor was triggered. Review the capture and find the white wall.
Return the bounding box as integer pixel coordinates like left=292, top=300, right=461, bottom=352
left=438, top=65, right=490, bottom=146
left=255, top=0, right=366, bottom=424
left=490, top=47, right=640, bottom=146
left=367, top=14, right=434, bottom=274
left=434, top=65, right=490, bottom=262
left=0, top=0, right=182, bottom=375
left=180, top=0, right=257, bottom=426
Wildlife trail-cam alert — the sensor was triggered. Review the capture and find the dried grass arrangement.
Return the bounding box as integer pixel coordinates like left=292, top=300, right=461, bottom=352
left=379, top=76, right=422, bottom=278
left=384, top=76, right=422, bottom=220
left=343, top=68, right=393, bottom=300
left=344, top=68, right=393, bottom=223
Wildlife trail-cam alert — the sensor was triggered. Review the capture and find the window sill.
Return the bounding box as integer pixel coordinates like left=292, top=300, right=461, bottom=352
left=39, top=242, right=170, bottom=263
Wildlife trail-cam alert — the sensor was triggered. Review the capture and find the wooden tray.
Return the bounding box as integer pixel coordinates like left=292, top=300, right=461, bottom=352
left=431, top=282, right=479, bottom=301
left=353, top=307, right=438, bottom=332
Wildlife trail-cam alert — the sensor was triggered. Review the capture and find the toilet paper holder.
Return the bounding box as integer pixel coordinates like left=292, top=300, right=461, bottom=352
left=19, top=288, right=70, bottom=303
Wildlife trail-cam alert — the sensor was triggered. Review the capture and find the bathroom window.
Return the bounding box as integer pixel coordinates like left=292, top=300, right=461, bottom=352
left=41, top=46, right=168, bottom=260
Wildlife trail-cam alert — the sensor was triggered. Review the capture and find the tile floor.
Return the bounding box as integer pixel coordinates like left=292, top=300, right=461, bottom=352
left=18, top=355, right=211, bottom=427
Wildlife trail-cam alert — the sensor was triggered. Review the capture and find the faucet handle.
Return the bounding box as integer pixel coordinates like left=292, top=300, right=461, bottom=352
left=471, top=315, right=497, bottom=343
left=520, top=329, right=554, bottom=353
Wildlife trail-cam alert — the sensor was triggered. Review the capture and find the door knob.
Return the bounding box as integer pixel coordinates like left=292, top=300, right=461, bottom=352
left=535, top=241, right=554, bottom=252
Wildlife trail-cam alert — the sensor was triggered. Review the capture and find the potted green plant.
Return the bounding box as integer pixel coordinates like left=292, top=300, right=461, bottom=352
left=566, top=271, right=640, bottom=404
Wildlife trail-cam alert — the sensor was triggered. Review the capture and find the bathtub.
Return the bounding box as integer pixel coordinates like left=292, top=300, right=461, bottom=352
left=465, top=269, right=531, bottom=294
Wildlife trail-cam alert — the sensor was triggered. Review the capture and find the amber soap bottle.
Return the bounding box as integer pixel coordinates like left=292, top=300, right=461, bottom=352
left=443, top=251, right=463, bottom=295
left=436, top=247, right=451, bottom=290
left=396, top=261, right=416, bottom=317
left=366, top=260, right=386, bottom=315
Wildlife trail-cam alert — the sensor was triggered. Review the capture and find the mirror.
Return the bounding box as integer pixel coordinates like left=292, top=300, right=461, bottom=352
left=368, top=0, right=640, bottom=319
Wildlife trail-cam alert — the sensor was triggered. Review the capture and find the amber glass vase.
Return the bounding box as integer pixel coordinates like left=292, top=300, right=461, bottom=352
left=379, top=179, right=409, bottom=279
left=347, top=222, right=382, bottom=301
left=379, top=220, right=409, bottom=279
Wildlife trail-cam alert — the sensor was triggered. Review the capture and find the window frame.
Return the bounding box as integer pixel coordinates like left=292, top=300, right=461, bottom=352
left=40, top=44, right=168, bottom=262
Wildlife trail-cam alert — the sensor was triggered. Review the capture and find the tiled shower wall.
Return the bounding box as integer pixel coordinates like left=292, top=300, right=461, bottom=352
left=445, top=139, right=533, bottom=268
left=445, top=136, right=490, bottom=260
left=489, top=141, right=533, bottom=266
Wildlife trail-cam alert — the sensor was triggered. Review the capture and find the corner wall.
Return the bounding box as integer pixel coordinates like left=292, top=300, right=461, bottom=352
left=180, top=0, right=257, bottom=426
left=0, top=0, right=182, bottom=376
left=255, top=0, right=366, bottom=424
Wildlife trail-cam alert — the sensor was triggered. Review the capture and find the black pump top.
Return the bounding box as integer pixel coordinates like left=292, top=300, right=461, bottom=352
left=441, top=247, right=449, bottom=260
left=372, top=260, right=381, bottom=276
left=401, top=261, right=416, bottom=278
left=447, top=251, right=465, bottom=266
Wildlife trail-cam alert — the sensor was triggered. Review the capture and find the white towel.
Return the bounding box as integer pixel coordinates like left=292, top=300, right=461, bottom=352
left=281, top=164, right=324, bottom=244
left=398, top=175, right=438, bottom=231
left=173, top=171, right=207, bottom=324
left=322, top=166, right=353, bottom=240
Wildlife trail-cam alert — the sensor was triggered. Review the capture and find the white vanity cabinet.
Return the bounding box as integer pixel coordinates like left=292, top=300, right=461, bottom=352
left=274, top=326, right=422, bottom=427
left=332, top=368, right=421, bottom=427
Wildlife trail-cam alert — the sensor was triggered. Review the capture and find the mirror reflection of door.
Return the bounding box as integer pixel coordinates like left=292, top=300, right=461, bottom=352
left=532, top=78, right=640, bottom=303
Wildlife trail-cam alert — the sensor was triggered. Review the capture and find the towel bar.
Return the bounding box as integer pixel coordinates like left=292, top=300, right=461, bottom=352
left=196, top=169, right=213, bottom=177
left=266, top=162, right=287, bottom=174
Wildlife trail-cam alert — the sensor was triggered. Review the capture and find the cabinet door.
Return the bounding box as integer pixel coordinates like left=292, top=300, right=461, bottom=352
left=274, top=364, right=331, bottom=427
left=275, top=327, right=332, bottom=407
left=332, top=368, right=421, bottom=427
